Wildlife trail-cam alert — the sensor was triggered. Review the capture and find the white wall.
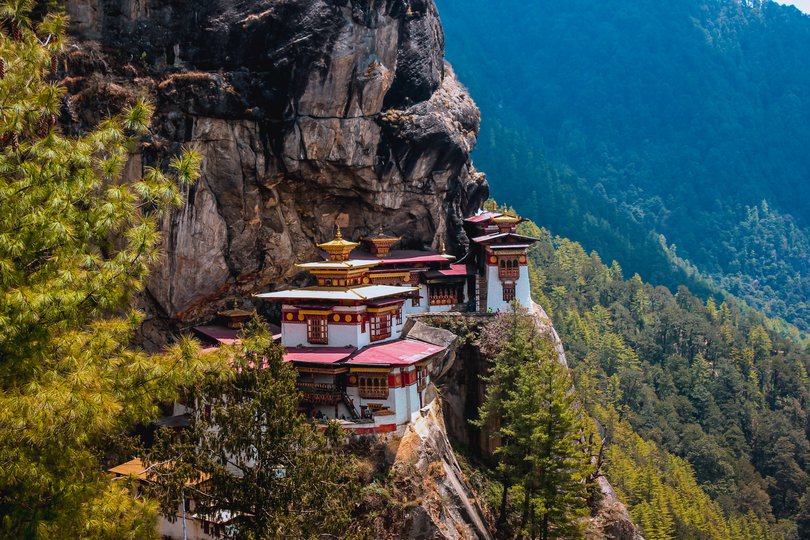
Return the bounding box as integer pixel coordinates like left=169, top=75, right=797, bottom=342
left=407, top=383, right=421, bottom=423
left=281, top=321, right=308, bottom=347
left=402, top=286, right=429, bottom=318
left=485, top=265, right=534, bottom=313
left=158, top=503, right=218, bottom=540
left=516, top=265, right=533, bottom=311
left=486, top=265, right=508, bottom=313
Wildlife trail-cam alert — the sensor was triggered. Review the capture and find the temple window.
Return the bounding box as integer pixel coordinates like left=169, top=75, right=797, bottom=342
left=396, top=309, right=403, bottom=325
left=503, top=285, right=516, bottom=302
left=370, top=313, right=392, bottom=342
left=416, top=368, right=426, bottom=391
left=412, top=295, right=421, bottom=307
left=428, top=285, right=463, bottom=306
left=498, top=256, right=520, bottom=279
left=358, top=375, right=389, bottom=399
left=306, top=316, right=328, bottom=344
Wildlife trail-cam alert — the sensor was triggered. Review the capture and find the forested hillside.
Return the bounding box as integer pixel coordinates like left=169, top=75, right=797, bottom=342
left=437, top=0, right=810, bottom=334
left=516, top=215, right=810, bottom=538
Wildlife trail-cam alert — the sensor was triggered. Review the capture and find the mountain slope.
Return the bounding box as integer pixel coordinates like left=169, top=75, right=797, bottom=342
left=436, top=0, right=810, bottom=333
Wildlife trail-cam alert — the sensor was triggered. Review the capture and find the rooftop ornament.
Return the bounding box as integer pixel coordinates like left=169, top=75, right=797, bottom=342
left=363, top=225, right=401, bottom=258
left=493, top=203, right=521, bottom=224
left=217, top=299, right=255, bottom=329
left=317, top=225, right=360, bottom=262
left=439, top=239, right=456, bottom=261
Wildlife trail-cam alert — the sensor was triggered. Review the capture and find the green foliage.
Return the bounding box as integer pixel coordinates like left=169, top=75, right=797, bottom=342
left=596, top=404, right=779, bottom=540
left=150, top=319, right=364, bottom=540
left=520, top=219, right=810, bottom=534
left=438, top=0, right=810, bottom=333
left=476, top=309, right=591, bottom=538
left=0, top=4, right=217, bottom=537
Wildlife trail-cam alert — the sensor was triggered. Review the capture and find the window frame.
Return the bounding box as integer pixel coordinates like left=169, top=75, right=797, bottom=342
left=370, top=313, right=393, bottom=342
left=503, top=285, right=516, bottom=302
left=306, top=315, right=329, bottom=344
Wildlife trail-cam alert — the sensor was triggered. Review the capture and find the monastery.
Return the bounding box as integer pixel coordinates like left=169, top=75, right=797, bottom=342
left=246, top=207, right=539, bottom=433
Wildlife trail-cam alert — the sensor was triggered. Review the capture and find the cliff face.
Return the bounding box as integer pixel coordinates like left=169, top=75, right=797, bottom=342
left=64, top=0, right=487, bottom=340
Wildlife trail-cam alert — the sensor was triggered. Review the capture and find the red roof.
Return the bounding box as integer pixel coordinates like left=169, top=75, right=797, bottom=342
left=375, top=254, right=450, bottom=265
left=193, top=325, right=240, bottom=345
left=471, top=232, right=538, bottom=244
left=347, top=339, right=445, bottom=367
left=284, top=346, right=356, bottom=365
left=353, top=249, right=451, bottom=265
left=424, top=263, right=470, bottom=280
left=464, top=212, right=502, bottom=223
left=442, top=264, right=469, bottom=276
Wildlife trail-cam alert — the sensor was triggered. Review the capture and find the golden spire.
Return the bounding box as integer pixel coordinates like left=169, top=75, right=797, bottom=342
left=493, top=204, right=521, bottom=225
left=439, top=238, right=456, bottom=260
left=217, top=298, right=255, bottom=329
left=318, top=224, right=360, bottom=262
left=363, top=224, right=400, bottom=257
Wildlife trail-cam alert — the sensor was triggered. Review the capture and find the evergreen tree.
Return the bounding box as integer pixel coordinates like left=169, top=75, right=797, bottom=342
left=477, top=308, right=592, bottom=538
left=505, top=358, right=591, bottom=539
left=150, top=319, right=363, bottom=540
left=0, top=4, right=218, bottom=536
left=476, top=305, right=540, bottom=527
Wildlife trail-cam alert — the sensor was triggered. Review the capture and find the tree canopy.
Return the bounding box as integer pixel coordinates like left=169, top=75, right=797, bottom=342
left=518, top=215, right=810, bottom=538
left=149, top=320, right=364, bottom=540
left=476, top=308, right=592, bottom=538
left=0, top=3, right=220, bottom=536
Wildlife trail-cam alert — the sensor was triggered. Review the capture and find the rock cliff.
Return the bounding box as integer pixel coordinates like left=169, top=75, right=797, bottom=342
left=63, top=0, right=488, bottom=343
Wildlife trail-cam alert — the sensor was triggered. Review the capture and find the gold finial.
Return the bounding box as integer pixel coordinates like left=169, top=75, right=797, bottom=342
left=439, top=238, right=456, bottom=260
left=318, top=222, right=360, bottom=261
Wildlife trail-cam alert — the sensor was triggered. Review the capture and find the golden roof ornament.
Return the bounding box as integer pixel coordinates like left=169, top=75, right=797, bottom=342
left=318, top=224, right=360, bottom=261
left=217, top=299, right=255, bottom=329
left=364, top=225, right=401, bottom=257
left=493, top=204, right=521, bottom=224
left=439, top=239, right=456, bottom=260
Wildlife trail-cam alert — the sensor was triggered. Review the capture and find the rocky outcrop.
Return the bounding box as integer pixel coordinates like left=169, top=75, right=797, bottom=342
left=389, top=398, right=493, bottom=540
left=63, top=0, right=488, bottom=342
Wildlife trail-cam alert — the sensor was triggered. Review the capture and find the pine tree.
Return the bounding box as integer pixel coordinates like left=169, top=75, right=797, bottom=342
left=477, top=308, right=592, bottom=538
left=0, top=4, right=219, bottom=536
left=507, top=358, right=591, bottom=539
left=475, top=306, right=540, bottom=528
left=150, top=319, right=363, bottom=539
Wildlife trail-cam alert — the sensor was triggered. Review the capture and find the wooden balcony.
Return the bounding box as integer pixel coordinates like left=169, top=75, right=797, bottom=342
left=297, top=382, right=343, bottom=403
left=498, top=268, right=520, bottom=280
left=358, top=387, right=389, bottom=399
